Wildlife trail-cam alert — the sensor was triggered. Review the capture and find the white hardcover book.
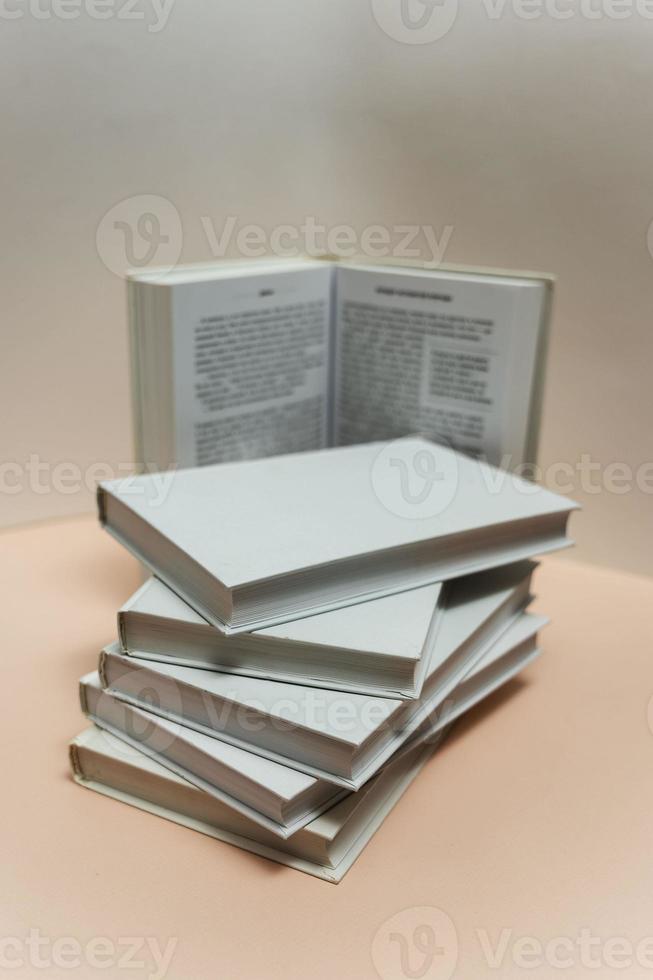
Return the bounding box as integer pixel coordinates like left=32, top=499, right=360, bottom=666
left=71, top=726, right=437, bottom=883
left=128, top=258, right=553, bottom=474
left=98, top=438, right=576, bottom=633
left=394, top=611, right=546, bottom=758
left=80, top=673, right=345, bottom=839
left=71, top=612, right=543, bottom=881
left=99, top=563, right=535, bottom=789
left=119, top=578, right=445, bottom=699
left=85, top=608, right=545, bottom=838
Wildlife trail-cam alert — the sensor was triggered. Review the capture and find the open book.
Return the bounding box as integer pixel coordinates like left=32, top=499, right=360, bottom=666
left=128, top=258, right=553, bottom=472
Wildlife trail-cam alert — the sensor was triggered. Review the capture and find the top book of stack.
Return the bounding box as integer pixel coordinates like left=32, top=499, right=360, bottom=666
left=98, top=438, right=576, bottom=633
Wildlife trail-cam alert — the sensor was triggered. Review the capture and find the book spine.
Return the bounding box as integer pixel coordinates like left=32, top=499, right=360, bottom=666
left=117, top=611, right=128, bottom=653
left=98, top=650, right=109, bottom=689
left=68, top=742, right=83, bottom=779
left=78, top=679, right=89, bottom=716
left=524, top=280, right=554, bottom=466
left=96, top=485, right=107, bottom=525
left=126, top=279, right=146, bottom=473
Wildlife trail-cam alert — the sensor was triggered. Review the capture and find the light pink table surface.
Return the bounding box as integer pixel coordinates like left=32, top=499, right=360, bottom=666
left=2, top=516, right=652, bottom=979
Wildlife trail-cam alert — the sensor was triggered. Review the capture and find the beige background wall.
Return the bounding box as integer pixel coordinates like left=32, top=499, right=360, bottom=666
left=2, top=0, right=652, bottom=576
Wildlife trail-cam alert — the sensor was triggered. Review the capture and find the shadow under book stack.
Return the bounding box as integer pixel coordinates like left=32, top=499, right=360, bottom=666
left=69, top=438, right=577, bottom=883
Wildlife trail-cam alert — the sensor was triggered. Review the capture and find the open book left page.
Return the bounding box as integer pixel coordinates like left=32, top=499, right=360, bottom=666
left=129, top=259, right=333, bottom=470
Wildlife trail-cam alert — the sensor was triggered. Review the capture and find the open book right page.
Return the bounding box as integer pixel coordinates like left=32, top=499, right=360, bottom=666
left=331, top=264, right=550, bottom=467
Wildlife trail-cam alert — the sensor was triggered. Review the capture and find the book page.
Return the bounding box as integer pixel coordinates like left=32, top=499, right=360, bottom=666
left=171, top=265, right=333, bottom=467
left=333, top=265, right=547, bottom=466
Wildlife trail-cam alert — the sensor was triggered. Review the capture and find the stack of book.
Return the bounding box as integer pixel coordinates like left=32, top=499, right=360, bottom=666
left=70, top=438, right=577, bottom=882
